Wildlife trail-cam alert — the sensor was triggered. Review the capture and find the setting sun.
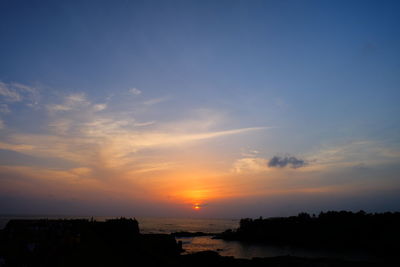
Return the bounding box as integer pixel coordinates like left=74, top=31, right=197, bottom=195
left=193, top=204, right=201, bottom=211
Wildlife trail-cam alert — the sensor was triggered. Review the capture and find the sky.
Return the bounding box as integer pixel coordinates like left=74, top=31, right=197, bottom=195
left=0, top=0, right=399, bottom=218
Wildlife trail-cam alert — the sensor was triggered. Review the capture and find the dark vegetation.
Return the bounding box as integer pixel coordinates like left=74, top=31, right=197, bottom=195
left=216, top=210, right=400, bottom=256
left=0, top=211, right=399, bottom=266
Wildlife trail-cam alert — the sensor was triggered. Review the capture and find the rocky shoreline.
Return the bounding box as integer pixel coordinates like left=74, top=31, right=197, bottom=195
left=0, top=215, right=398, bottom=266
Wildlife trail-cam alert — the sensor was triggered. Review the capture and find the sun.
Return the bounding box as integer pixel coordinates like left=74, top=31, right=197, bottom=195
left=193, top=204, right=201, bottom=211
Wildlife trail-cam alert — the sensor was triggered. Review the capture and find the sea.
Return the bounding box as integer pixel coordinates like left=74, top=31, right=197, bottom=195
left=0, top=215, right=376, bottom=261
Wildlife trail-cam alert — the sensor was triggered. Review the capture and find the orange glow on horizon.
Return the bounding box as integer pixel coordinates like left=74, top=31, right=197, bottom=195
left=138, top=169, right=264, bottom=212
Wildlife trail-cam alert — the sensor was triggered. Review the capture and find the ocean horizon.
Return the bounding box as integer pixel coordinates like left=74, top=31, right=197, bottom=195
left=0, top=215, right=239, bottom=233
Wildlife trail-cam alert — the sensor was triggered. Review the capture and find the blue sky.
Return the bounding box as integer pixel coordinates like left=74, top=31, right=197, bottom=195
left=0, top=0, right=399, bottom=217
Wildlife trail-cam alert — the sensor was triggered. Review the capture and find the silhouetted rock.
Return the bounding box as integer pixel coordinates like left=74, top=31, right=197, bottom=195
left=0, top=218, right=180, bottom=267
left=215, top=210, right=400, bottom=258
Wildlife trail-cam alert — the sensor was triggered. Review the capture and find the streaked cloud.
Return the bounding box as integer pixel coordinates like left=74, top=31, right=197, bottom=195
left=133, top=121, right=155, bottom=127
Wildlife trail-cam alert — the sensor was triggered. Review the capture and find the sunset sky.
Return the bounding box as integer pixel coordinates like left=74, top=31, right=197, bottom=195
left=0, top=0, right=399, bottom=218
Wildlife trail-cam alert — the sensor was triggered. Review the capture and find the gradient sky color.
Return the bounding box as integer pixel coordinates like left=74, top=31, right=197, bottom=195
left=0, top=0, right=399, bottom=218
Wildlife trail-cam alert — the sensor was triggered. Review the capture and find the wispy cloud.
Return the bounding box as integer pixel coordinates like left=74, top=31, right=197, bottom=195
left=0, top=84, right=267, bottom=172
left=0, top=104, right=10, bottom=113
left=307, top=141, right=400, bottom=170
left=47, top=93, right=90, bottom=112
left=0, top=81, right=38, bottom=105
left=1, top=123, right=265, bottom=171
left=143, top=97, right=169, bottom=106
left=0, top=82, right=21, bottom=102
left=232, top=157, right=268, bottom=173
left=128, top=88, right=142, bottom=95
left=133, top=121, right=155, bottom=127
left=92, top=103, right=107, bottom=111
left=183, top=127, right=266, bottom=141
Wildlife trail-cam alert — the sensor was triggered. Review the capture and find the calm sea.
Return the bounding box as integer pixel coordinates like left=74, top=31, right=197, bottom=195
left=0, top=215, right=376, bottom=261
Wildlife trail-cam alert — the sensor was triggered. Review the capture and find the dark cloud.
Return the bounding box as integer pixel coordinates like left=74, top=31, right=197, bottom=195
left=268, top=155, right=307, bottom=169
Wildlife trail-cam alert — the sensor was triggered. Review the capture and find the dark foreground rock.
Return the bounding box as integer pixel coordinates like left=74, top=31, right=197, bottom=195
left=0, top=217, right=397, bottom=267
left=0, top=218, right=181, bottom=267
left=216, top=211, right=400, bottom=257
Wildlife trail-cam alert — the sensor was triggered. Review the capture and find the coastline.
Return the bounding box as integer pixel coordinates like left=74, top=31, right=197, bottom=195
left=1, top=213, right=398, bottom=266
